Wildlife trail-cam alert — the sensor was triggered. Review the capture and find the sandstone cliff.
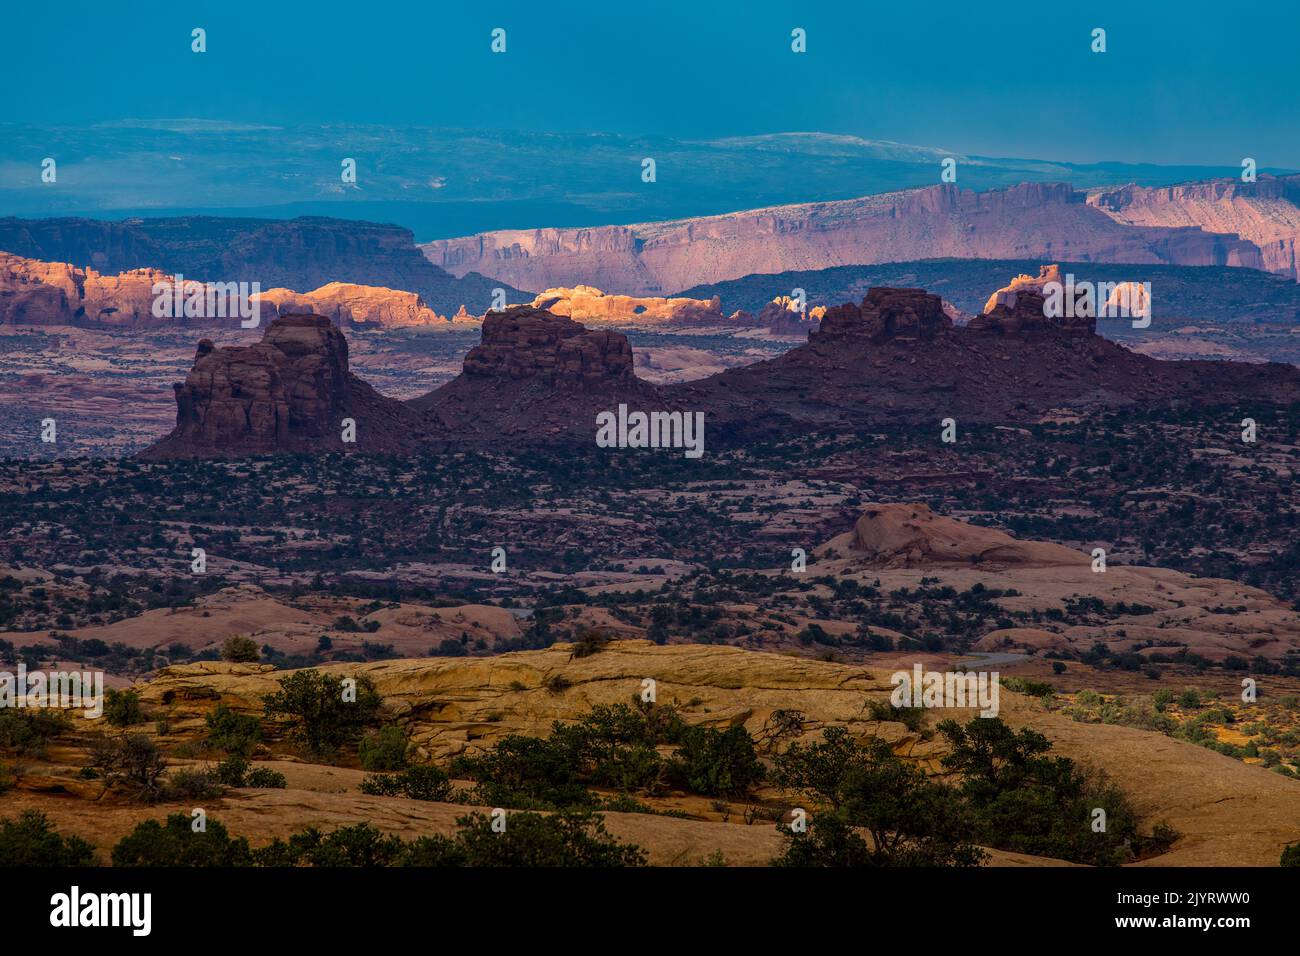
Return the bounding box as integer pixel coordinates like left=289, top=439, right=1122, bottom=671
left=530, top=285, right=729, bottom=326
left=253, top=282, right=451, bottom=328
left=0, top=252, right=177, bottom=328
left=421, top=181, right=1266, bottom=295
left=1089, top=176, right=1300, bottom=280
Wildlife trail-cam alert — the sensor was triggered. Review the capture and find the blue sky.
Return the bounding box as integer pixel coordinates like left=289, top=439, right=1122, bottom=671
left=4, top=0, right=1297, bottom=166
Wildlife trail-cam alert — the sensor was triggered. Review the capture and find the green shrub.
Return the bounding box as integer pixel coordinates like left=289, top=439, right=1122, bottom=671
left=221, top=635, right=260, bottom=663
left=771, top=730, right=985, bottom=867
left=253, top=823, right=404, bottom=867
left=204, top=705, right=262, bottom=756
left=111, top=813, right=252, bottom=866
left=0, top=810, right=96, bottom=866
left=359, top=725, right=410, bottom=771
left=104, top=689, right=145, bottom=727
left=399, top=810, right=647, bottom=867
left=668, top=726, right=765, bottom=798
left=1282, top=844, right=1300, bottom=867
left=246, top=766, right=287, bottom=789
left=86, top=733, right=168, bottom=802
left=865, top=698, right=926, bottom=732
left=360, top=764, right=453, bottom=801
left=166, top=766, right=224, bottom=800
left=262, top=670, right=381, bottom=757
left=0, top=708, right=70, bottom=757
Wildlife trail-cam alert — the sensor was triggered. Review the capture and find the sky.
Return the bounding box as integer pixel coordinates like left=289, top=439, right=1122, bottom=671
left=3, top=0, right=1298, bottom=167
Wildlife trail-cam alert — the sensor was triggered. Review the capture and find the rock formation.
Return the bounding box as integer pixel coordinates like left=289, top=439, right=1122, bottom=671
left=810, top=287, right=951, bottom=343
left=253, top=282, right=448, bottom=328
left=411, top=306, right=661, bottom=444
left=529, top=285, right=729, bottom=326
left=421, top=181, right=1268, bottom=295
left=142, top=314, right=431, bottom=458
left=0, top=216, right=524, bottom=316
left=1089, top=176, right=1300, bottom=280
left=757, top=297, right=825, bottom=336
left=844, top=503, right=1086, bottom=568
left=0, top=252, right=174, bottom=328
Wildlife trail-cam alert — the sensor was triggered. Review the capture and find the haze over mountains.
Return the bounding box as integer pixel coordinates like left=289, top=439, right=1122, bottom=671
left=2, top=123, right=1289, bottom=240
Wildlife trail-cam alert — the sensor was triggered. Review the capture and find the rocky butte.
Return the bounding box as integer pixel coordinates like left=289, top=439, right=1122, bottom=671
left=143, top=286, right=1300, bottom=458
left=142, top=314, right=432, bottom=459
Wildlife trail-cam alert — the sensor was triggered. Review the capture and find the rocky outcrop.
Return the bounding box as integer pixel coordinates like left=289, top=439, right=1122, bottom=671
left=811, top=287, right=951, bottom=343
left=0, top=216, right=524, bottom=316
left=253, top=282, right=448, bottom=328
left=845, top=503, right=1085, bottom=568
left=1089, top=176, right=1300, bottom=280
left=422, top=181, right=1267, bottom=295
left=411, top=306, right=662, bottom=444
left=0, top=252, right=176, bottom=328
left=529, top=285, right=729, bottom=326
left=757, top=297, right=825, bottom=336
left=142, top=314, right=431, bottom=459
left=981, top=264, right=1063, bottom=314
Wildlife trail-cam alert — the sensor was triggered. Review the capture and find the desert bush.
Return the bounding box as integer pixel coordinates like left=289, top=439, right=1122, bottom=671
left=204, top=704, right=262, bottom=756
left=772, top=731, right=984, bottom=867
left=939, top=716, right=1167, bottom=866
left=221, top=635, right=260, bottom=663
left=1282, top=843, right=1300, bottom=867
left=253, top=823, right=404, bottom=867
left=360, top=764, right=453, bottom=801
left=865, top=698, right=926, bottom=732
left=166, top=766, right=225, bottom=800
left=87, top=733, right=168, bottom=802
left=246, top=766, right=287, bottom=788
left=104, top=688, right=145, bottom=727
left=399, top=810, right=647, bottom=867
left=0, top=810, right=95, bottom=866
left=111, top=813, right=252, bottom=867
left=359, top=725, right=410, bottom=771
left=262, top=670, right=380, bottom=757
left=0, top=708, right=70, bottom=757
left=668, top=725, right=765, bottom=798
left=452, top=734, right=594, bottom=810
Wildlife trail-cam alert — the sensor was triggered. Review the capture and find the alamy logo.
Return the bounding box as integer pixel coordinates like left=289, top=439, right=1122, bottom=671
left=151, top=273, right=261, bottom=328
left=595, top=404, right=705, bottom=459
left=0, top=663, right=103, bottom=718
left=890, top=664, right=1000, bottom=717
left=50, top=886, right=151, bottom=936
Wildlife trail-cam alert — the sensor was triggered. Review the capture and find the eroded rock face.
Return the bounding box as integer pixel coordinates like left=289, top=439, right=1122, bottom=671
left=529, top=285, right=727, bottom=326
left=143, top=313, right=429, bottom=458
left=968, top=289, right=1096, bottom=336
left=810, top=287, right=951, bottom=343
left=981, top=264, right=1063, bottom=314
left=461, top=306, right=637, bottom=390
left=253, top=282, right=448, bottom=328
left=0, top=252, right=172, bottom=328
left=422, top=180, right=1266, bottom=295
left=757, top=297, right=825, bottom=336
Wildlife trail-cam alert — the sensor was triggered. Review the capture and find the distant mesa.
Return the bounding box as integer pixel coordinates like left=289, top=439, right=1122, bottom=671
left=421, top=177, right=1291, bottom=295
left=141, top=314, right=430, bottom=459
left=756, top=296, right=826, bottom=336
left=252, top=282, right=461, bottom=329
left=811, top=286, right=951, bottom=343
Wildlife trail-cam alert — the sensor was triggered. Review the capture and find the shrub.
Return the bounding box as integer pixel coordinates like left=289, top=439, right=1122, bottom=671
left=1282, top=844, right=1300, bottom=867
left=0, top=810, right=96, bottom=866
left=253, top=823, right=404, bottom=867
left=360, top=764, right=453, bottom=801
left=262, top=670, right=381, bottom=757
left=399, top=810, right=647, bottom=867
left=246, top=766, right=287, bottom=789
left=771, top=731, right=984, bottom=867
left=359, top=725, right=411, bottom=772
left=452, top=734, right=594, bottom=810
left=866, top=698, right=926, bottom=732
left=104, top=689, right=145, bottom=727
left=111, top=813, right=253, bottom=866
left=87, top=734, right=168, bottom=802
left=668, top=725, right=765, bottom=798
left=221, top=635, right=260, bottom=663
left=0, top=708, right=70, bottom=757
left=204, top=705, right=262, bottom=756
left=167, top=766, right=225, bottom=800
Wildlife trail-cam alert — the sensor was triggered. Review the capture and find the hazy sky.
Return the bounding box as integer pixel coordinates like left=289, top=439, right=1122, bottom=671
left=5, top=0, right=1296, bottom=167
